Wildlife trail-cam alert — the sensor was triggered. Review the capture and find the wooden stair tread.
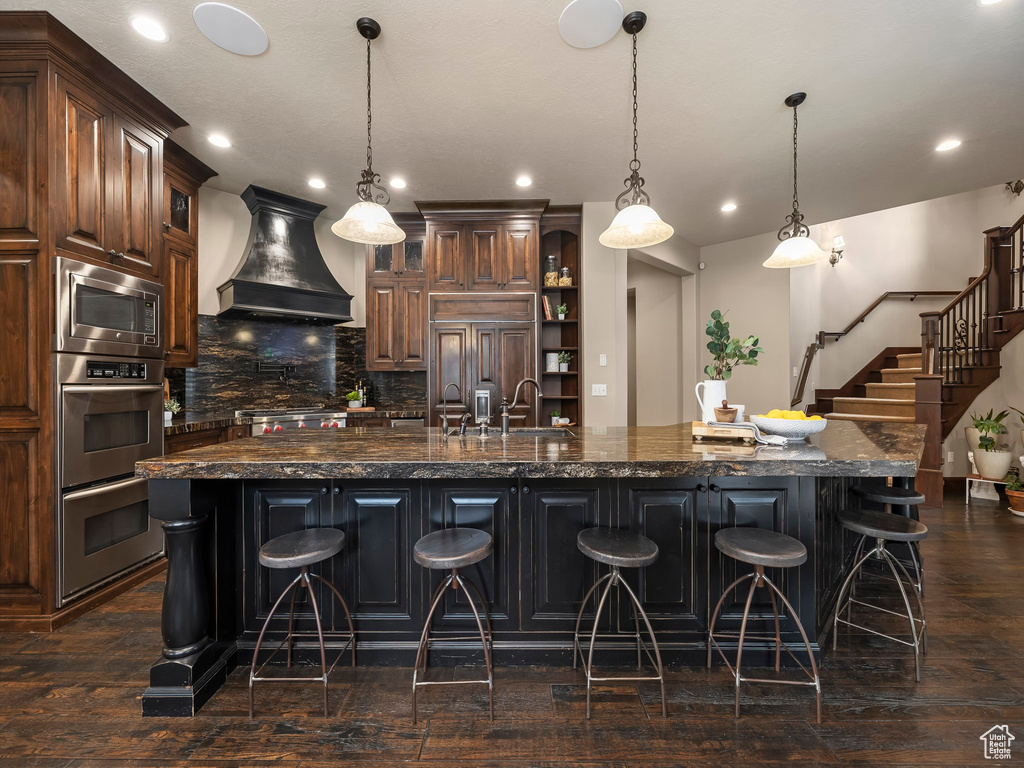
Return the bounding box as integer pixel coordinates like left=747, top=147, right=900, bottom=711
left=825, top=412, right=917, bottom=423
left=833, top=396, right=913, bottom=405
left=880, top=367, right=922, bottom=375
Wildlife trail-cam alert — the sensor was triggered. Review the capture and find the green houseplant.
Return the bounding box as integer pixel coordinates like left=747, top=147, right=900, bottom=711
left=163, top=397, right=181, bottom=424
left=558, top=351, right=573, bottom=372
left=695, top=310, right=763, bottom=423
left=549, top=409, right=561, bottom=426
left=1006, top=475, right=1024, bottom=516
left=556, top=303, right=568, bottom=320
left=970, top=409, right=1012, bottom=480
left=346, top=390, right=363, bottom=409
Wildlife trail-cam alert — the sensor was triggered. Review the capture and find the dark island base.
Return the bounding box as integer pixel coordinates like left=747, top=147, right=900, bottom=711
left=142, top=475, right=918, bottom=716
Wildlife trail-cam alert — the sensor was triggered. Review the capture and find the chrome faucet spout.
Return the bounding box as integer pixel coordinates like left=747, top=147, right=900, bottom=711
left=501, top=377, right=544, bottom=437
left=441, top=382, right=463, bottom=441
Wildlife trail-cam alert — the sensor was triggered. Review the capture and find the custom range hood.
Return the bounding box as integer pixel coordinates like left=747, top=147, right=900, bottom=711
left=217, top=185, right=353, bottom=323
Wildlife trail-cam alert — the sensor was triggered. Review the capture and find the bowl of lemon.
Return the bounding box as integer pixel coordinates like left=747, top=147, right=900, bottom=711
left=750, top=410, right=827, bottom=441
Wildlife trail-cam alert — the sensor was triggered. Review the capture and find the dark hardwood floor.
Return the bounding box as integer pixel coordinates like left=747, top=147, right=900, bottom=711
left=0, top=492, right=1021, bottom=767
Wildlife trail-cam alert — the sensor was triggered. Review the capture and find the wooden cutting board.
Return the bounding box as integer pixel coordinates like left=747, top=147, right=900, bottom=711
left=346, top=406, right=376, bottom=412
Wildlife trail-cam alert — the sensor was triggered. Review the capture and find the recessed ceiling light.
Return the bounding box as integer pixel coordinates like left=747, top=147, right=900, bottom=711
left=208, top=133, right=231, bottom=148
left=936, top=138, right=962, bottom=152
left=308, top=178, right=326, bottom=189
left=193, top=2, right=269, bottom=56
left=390, top=178, right=407, bottom=189
left=720, top=202, right=737, bottom=212
left=131, top=16, right=169, bottom=42
left=558, top=0, right=624, bottom=48
left=977, top=0, right=1004, bottom=6
left=516, top=175, right=532, bottom=187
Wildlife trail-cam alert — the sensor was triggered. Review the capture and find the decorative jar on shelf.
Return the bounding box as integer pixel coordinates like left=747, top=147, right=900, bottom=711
left=544, top=255, right=559, bottom=287
left=559, top=266, right=573, bottom=286
left=545, top=353, right=559, bottom=372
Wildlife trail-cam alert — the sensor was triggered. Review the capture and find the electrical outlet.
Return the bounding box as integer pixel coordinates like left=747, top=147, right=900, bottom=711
left=592, top=384, right=607, bottom=396
left=947, top=451, right=954, bottom=464
left=599, top=354, right=607, bottom=367
left=793, top=366, right=799, bottom=377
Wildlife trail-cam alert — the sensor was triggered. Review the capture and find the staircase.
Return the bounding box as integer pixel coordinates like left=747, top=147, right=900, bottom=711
left=824, top=352, right=921, bottom=423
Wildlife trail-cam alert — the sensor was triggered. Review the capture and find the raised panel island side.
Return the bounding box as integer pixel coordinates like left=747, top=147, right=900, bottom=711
left=135, top=421, right=926, bottom=716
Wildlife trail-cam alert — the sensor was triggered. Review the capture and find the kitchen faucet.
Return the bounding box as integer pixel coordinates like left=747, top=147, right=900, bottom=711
left=440, top=383, right=471, bottom=441
left=500, top=378, right=543, bottom=437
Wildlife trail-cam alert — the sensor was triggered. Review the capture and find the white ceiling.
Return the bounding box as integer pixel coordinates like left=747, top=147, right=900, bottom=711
left=19, top=0, right=1024, bottom=246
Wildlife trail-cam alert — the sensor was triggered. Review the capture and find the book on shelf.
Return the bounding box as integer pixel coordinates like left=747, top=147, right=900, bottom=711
left=541, top=295, right=553, bottom=320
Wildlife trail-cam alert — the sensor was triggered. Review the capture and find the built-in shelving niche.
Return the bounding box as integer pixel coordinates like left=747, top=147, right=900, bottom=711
left=539, top=224, right=582, bottom=426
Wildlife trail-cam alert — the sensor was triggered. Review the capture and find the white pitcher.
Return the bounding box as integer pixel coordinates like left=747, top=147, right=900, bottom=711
left=695, top=379, right=727, bottom=424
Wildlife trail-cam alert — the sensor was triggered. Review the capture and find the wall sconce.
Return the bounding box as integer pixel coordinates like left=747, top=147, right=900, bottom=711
left=1007, top=180, right=1024, bottom=197
left=829, top=235, right=846, bottom=267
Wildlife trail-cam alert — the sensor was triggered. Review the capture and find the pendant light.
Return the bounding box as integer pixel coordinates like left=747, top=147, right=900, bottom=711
left=599, top=11, right=674, bottom=250
left=332, top=18, right=405, bottom=245
left=763, top=92, right=827, bottom=268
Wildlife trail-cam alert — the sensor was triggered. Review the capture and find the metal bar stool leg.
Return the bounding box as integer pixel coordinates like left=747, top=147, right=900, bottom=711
left=616, top=571, right=667, bottom=717
left=310, top=572, right=358, bottom=667
left=301, top=568, right=330, bottom=717
left=832, top=542, right=880, bottom=650
left=732, top=568, right=761, bottom=719
left=286, top=582, right=299, bottom=668
left=460, top=573, right=494, bottom=651
left=765, top=577, right=782, bottom=673
left=573, top=571, right=613, bottom=670
left=884, top=548, right=927, bottom=654
left=456, top=572, right=494, bottom=721
left=412, top=573, right=452, bottom=725
left=249, top=571, right=304, bottom=719
left=584, top=568, right=618, bottom=720
left=707, top=572, right=756, bottom=668
left=880, top=548, right=923, bottom=682
left=762, top=573, right=822, bottom=724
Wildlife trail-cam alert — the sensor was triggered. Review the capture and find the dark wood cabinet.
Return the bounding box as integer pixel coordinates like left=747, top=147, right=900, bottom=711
left=427, top=223, right=465, bottom=291
left=161, top=140, right=216, bottom=368
left=367, top=281, right=428, bottom=371
left=163, top=423, right=249, bottom=454
left=468, top=222, right=502, bottom=290
left=428, top=325, right=471, bottom=423
left=367, top=236, right=425, bottom=279
left=113, top=115, right=161, bottom=276
left=502, top=222, right=539, bottom=289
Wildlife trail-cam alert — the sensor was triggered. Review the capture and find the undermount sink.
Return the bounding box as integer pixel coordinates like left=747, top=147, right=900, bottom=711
left=509, top=428, right=575, bottom=438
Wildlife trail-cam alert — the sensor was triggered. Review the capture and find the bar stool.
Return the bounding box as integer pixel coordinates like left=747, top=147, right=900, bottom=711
left=249, top=528, right=356, bottom=718
left=707, top=527, right=821, bottom=723
left=572, top=528, right=666, bottom=719
left=832, top=508, right=928, bottom=681
left=850, top=484, right=926, bottom=595
left=412, top=528, right=494, bottom=724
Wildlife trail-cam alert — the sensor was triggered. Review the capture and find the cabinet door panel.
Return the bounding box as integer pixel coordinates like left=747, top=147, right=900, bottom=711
left=497, top=324, right=537, bottom=426
left=0, top=74, right=39, bottom=242
left=334, top=485, right=420, bottom=632
left=428, top=325, right=470, bottom=426
left=400, top=236, right=425, bottom=277
left=114, top=117, right=161, bottom=276
left=620, top=480, right=707, bottom=634
left=711, top=478, right=799, bottom=624
left=367, top=283, right=398, bottom=369
left=163, top=237, right=196, bottom=366
left=468, top=223, right=501, bottom=291
left=0, top=253, right=42, bottom=418
left=503, top=223, right=538, bottom=289
left=55, top=75, right=112, bottom=261
left=520, top=481, right=610, bottom=631
left=427, top=483, right=515, bottom=631
left=163, top=172, right=196, bottom=245
left=0, top=431, right=43, bottom=605
left=427, top=224, right=464, bottom=291
left=397, top=283, right=427, bottom=370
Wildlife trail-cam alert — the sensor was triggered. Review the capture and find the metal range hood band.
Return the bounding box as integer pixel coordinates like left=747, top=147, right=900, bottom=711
left=217, top=185, right=353, bottom=323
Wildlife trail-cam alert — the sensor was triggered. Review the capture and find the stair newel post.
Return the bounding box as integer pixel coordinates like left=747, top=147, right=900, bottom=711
left=920, top=312, right=940, bottom=376
left=985, top=226, right=1010, bottom=318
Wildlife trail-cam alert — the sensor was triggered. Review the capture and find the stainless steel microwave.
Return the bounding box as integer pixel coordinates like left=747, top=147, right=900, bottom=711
left=56, top=257, right=163, bottom=358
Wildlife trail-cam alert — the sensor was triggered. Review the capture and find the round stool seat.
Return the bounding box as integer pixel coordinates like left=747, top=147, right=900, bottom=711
left=259, top=528, right=345, bottom=569
left=715, top=528, right=807, bottom=568
left=838, top=508, right=927, bottom=542
left=851, top=484, right=926, bottom=506
left=414, top=528, right=493, bottom=569
left=577, top=528, right=658, bottom=568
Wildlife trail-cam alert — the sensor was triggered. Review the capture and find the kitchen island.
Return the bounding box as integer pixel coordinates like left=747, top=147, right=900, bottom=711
left=136, top=421, right=925, bottom=716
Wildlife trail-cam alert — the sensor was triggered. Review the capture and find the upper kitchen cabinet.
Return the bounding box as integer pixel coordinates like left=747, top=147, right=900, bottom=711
left=367, top=233, right=426, bottom=279
left=426, top=222, right=466, bottom=291
left=54, top=71, right=176, bottom=279
left=502, top=222, right=539, bottom=289
left=162, top=140, right=216, bottom=368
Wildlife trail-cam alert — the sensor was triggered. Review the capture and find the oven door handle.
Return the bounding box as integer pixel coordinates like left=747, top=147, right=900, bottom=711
left=62, top=384, right=164, bottom=395
left=62, top=475, right=149, bottom=502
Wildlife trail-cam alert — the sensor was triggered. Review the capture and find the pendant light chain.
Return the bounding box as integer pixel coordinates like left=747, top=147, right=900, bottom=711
left=791, top=103, right=799, bottom=212
left=366, top=36, right=373, bottom=173
left=631, top=32, right=639, bottom=171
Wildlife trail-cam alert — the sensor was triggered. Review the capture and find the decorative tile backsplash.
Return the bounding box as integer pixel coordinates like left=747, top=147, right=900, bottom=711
left=179, top=316, right=425, bottom=414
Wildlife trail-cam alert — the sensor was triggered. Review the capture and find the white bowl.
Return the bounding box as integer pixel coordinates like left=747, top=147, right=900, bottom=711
left=749, top=415, right=828, bottom=440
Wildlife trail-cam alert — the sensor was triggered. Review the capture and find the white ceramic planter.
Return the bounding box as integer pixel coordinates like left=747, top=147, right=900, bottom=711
left=695, top=379, right=727, bottom=424
left=559, top=362, right=569, bottom=372
left=164, top=411, right=173, bottom=424
left=965, top=427, right=981, bottom=451
left=349, top=400, right=363, bottom=409
left=558, top=313, right=566, bottom=320
left=974, top=448, right=1012, bottom=481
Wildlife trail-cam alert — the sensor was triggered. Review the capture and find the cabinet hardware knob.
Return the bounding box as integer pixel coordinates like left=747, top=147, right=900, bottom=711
left=459, top=281, right=464, bottom=286
left=117, top=252, right=125, bottom=259
left=162, top=221, right=170, bottom=230
left=510, top=486, right=518, bottom=495
left=523, top=486, right=531, bottom=494
left=321, top=487, right=328, bottom=494
left=696, top=483, right=707, bottom=493
left=709, top=484, right=721, bottom=493
left=108, top=249, right=117, bottom=257
left=334, top=487, right=340, bottom=495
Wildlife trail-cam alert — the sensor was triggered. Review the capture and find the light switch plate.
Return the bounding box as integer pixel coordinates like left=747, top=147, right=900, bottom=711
left=599, top=354, right=607, bottom=367
left=793, top=366, right=799, bottom=377
left=947, top=451, right=954, bottom=464
left=592, top=384, right=607, bottom=396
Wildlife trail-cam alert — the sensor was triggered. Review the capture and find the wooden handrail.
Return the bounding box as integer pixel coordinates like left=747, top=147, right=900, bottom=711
left=791, top=290, right=958, bottom=407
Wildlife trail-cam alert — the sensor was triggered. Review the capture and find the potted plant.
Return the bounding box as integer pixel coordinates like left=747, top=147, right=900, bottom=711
left=1011, top=407, right=1024, bottom=455
left=346, top=390, right=363, bottom=409
left=164, top=397, right=181, bottom=425
left=1006, top=475, right=1024, bottom=517
left=556, top=303, right=568, bottom=321
left=696, top=309, right=762, bottom=423
left=970, top=409, right=1012, bottom=480
left=558, top=351, right=573, bottom=372
left=549, top=409, right=561, bottom=426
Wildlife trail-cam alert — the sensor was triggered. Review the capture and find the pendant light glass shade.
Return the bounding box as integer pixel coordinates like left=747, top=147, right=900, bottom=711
left=599, top=203, right=674, bottom=248
left=331, top=200, right=405, bottom=245
left=763, top=235, right=828, bottom=268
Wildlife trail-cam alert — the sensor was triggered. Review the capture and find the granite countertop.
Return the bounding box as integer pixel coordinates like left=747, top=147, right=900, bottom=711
left=345, top=409, right=425, bottom=419
left=164, top=412, right=253, bottom=437
left=139, top=421, right=926, bottom=480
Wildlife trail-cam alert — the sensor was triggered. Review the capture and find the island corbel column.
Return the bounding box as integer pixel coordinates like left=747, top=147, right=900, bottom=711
left=142, top=478, right=237, bottom=717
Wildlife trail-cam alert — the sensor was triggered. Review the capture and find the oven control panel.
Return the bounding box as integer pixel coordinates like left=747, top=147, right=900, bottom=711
left=86, top=361, right=148, bottom=379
